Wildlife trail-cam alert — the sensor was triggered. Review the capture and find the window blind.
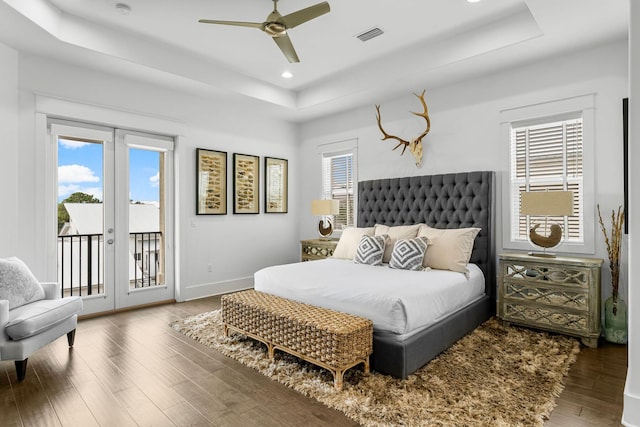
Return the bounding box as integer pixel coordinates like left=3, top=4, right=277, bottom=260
left=511, top=117, right=584, bottom=242
left=321, top=152, right=354, bottom=230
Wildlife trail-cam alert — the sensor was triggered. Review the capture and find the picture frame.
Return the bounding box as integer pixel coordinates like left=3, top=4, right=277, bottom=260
left=264, top=157, right=288, bottom=213
left=196, top=148, right=227, bottom=215
left=623, top=97, right=629, bottom=234
left=233, top=153, right=260, bottom=214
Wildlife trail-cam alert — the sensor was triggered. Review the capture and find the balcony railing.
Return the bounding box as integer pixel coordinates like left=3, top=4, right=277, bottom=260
left=57, top=232, right=162, bottom=298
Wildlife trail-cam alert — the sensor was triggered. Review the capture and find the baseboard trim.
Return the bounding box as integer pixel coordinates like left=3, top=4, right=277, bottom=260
left=78, top=299, right=176, bottom=320
left=623, top=387, right=640, bottom=427
left=180, top=277, right=254, bottom=301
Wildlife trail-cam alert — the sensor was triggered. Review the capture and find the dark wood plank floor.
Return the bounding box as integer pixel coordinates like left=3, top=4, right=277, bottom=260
left=1, top=296, right=627, bottom=426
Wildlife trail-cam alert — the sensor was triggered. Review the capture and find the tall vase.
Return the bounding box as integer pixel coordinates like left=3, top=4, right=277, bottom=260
left=604, top=295, right=628, bottom=344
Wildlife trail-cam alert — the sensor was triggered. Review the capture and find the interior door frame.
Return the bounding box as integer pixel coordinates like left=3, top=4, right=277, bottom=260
left=45, top=120, right=176, bottom=315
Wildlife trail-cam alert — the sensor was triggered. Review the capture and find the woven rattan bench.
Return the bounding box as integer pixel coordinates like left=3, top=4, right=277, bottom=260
left=221, top=290, right=373, bottom=390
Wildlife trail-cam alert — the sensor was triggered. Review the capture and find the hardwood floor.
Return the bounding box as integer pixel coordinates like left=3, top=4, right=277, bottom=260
left=1, top=296, right=627, bottom=426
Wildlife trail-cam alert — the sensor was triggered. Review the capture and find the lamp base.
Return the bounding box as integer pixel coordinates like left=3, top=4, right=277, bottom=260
left=318, top=218, right=334, bottom=238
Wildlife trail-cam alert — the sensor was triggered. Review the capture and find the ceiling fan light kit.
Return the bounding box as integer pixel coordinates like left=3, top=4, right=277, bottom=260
left=199, top=0, right=331, bottom=63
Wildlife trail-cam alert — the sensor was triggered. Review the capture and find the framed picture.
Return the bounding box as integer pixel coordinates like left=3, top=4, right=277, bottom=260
left=265, top=157, right=288, bottom=213
left=623, top=97, right=629, bottom=234
left=196, top=148, right=227, bottom=215
left=233, top=153, right=260, bottom=214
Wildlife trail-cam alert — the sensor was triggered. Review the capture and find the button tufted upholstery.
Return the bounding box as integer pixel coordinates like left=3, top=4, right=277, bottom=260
left=357, top=171, right=495, bottom=298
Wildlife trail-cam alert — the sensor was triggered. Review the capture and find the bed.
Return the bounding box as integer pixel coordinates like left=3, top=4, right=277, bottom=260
left=256, top=171, right=495, bottom=378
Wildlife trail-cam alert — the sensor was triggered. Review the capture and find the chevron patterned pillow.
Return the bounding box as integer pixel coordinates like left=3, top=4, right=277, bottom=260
left=354, top=234, right=388, bottom=266
left=389, top=237, right=429, bottom=271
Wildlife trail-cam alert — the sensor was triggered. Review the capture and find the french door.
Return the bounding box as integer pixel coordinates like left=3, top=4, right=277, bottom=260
left=50, top=120, right=175, bottom=315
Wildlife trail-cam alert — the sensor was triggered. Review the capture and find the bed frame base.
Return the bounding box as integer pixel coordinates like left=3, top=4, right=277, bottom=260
left=371, top=296, right=493, bottom=378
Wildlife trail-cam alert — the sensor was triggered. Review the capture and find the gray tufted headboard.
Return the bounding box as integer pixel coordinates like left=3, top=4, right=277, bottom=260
left=357, top=171, right=495, bottom=300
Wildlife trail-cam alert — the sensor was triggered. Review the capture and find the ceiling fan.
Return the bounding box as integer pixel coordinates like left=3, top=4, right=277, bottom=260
left=199, top=0, right=330, bottom=63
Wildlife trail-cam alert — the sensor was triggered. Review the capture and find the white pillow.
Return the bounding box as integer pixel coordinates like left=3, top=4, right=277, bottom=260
left=417, top=225, right=481, bottom=274
left=332, top=227, right=375, bottom=259
left=0, top=257, right=45, bottom=309
left=354, top=234, right=388, bottom=266
left=374, top=224, right=422, bottom=263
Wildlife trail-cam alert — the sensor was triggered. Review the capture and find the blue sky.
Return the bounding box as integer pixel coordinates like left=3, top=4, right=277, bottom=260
left=58, top=139, right=159, bottom=203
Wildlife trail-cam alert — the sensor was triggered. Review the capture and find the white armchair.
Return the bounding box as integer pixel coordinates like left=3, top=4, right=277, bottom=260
left=0, top=258, right=83, bottom=381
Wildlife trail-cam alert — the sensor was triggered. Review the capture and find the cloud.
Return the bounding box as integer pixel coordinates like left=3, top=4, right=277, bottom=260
left=149, top=171, right=160, bottom=187
left=59, top=139, right=90, bottom=149
left=58, top=164, right=100, bottom=183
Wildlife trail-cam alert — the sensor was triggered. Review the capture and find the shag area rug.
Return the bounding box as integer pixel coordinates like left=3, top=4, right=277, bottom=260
left=171, top=311, right=580, bottom=427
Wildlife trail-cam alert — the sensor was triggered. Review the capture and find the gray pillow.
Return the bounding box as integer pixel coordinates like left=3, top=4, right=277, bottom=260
left=389, top=237, right=429, bottom=271
left=354, top=234, right=388, bottom=266
left=0, top=257, right=45, bottom=309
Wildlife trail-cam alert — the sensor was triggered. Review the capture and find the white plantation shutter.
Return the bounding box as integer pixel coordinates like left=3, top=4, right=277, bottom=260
left=321, top=152, right=354, bottom=230
left=510, top=116, right=584, bottom=243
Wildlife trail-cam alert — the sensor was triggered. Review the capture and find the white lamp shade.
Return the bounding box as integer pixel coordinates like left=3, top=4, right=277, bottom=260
left=520, top=191, right=574, bottom=216
left=311, top=199, right=340, bottom=215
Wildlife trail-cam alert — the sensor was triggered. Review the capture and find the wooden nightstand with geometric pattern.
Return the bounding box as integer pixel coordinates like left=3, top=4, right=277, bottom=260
left=498, top=252, right=603, bottom=347
left=300, top=239, right=338, bottom=262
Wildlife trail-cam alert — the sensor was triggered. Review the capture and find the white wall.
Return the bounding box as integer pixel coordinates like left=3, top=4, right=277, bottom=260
left=299, top=39, right=629, bottom=301
left=623, top=2, right=640, bottom=425
left=0, top=43, right=19, bottom=258
left=12, top=52, right=300, bottom=300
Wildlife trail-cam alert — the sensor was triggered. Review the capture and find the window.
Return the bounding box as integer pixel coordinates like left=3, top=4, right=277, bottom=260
left=501, top=94, right=595, bottom=254
left=322, top=152, right=354, bottom=230
left=319, top=139, right=358, bottom=231
left=510, top=116, right=584, bottom=243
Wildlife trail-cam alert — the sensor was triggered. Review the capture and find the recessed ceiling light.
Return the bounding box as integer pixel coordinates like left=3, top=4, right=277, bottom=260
left=467, top=0, right=482, bottom=3
left=281, top=71, right=293, bottom=79
left=115, top=3, right=131, bottom=15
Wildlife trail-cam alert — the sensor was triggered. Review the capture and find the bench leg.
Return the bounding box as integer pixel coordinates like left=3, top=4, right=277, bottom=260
left=223, top=324, right=229, bottom=337
left=363, top=356, right=370, bottom=375
left=333, top=369, right=344, bottom=391
left=267, top=343, right=275, bottom=359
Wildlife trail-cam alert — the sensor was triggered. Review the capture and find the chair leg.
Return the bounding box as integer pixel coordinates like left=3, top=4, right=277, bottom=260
left=15, top=359, right=28, bottom=382
left=67, top=329, right=76, bottom=347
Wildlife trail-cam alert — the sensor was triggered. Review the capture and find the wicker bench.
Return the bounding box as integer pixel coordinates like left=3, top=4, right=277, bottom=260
left=221, top=290, right=373, bottom=390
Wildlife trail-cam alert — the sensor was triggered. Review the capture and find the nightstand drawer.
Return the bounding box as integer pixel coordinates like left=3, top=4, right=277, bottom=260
left=502, top=261, right=592, bottom=290
left=502, top=282, right=589, bottom=311
left=300, top=239, right=338, bottom=262
left=502, top=301, right=589, bottom=336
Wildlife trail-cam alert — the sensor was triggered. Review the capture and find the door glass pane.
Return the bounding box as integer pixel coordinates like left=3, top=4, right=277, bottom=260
left=128, top=147, right=164, bottom=289
left=57, top=138, right=104, bottom=297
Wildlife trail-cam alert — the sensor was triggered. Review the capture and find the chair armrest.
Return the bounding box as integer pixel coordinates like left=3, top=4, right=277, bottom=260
left=0, top=300, right=9, bottom=328
left=41, top=282, right=61, bottom=300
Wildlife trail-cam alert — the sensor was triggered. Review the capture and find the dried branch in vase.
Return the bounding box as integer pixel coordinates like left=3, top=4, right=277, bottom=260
left=597, top=204, right=624, bottom=299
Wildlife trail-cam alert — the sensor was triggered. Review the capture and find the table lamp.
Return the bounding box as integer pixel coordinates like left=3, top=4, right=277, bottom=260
left=311, top=199, right=340, bottom=239
left=520, top=190, right=573, bottom=257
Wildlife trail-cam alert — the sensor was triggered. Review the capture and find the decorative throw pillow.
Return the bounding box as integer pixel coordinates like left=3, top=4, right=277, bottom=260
left=0, top=257, right=45, bottom=309
left=417, top=225, right=481, bottom=274
left=389, top=237, right=429, bottom=271
left=354, top=234, right=388, bottom=266
left=374, top=224, right=422, bottom=263
left=332, top=227, right=375, bottom=260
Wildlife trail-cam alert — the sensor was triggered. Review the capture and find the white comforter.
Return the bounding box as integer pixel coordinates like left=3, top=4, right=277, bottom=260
left=254, top=258, right=485, bottom=337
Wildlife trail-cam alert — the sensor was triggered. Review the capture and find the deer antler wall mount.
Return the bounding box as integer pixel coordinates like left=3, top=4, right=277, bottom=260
left=375, top=90, right=431, bottom=167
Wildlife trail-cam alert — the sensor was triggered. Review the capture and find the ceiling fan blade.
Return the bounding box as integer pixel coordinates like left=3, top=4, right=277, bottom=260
left=198, top=19, right=263, bottom=29
left=273, top=34, right=300, bottom=63
left=279, top=2, right=330, bottom=29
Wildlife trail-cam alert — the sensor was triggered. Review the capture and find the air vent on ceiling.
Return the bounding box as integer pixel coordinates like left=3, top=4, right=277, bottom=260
left=356, top=27, right=384, bottom=42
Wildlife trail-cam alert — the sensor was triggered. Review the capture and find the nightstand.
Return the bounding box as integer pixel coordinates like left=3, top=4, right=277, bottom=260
left=498, top=252, right=603, bottom=347
left=300, top=239, right=338, bottom=261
